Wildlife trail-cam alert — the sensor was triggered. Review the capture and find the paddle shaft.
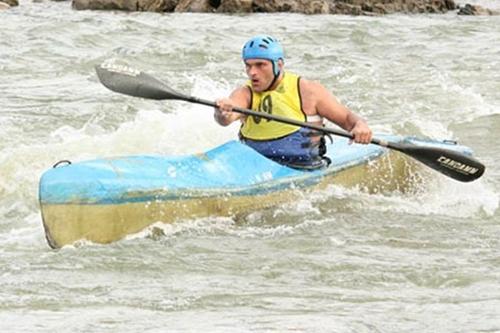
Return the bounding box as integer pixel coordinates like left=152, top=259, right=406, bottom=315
left=175, top=94, right=394, bottom=147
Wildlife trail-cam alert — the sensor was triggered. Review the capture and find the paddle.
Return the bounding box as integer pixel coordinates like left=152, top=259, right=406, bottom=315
left=95, top=63, right=485, bottom=182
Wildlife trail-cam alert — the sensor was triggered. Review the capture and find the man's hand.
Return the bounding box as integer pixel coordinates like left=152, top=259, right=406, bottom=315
left=214, top=98, right=235, bottom=126
left=350, top=120, right=372, bottom=144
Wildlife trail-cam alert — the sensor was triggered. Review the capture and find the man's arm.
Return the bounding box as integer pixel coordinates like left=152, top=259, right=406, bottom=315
left=214, top=86, right=251, bottom=126
left=302, top=79, right=372, bottom=144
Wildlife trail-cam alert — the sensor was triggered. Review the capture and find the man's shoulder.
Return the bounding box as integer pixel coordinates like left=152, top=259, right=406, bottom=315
left=299, top=77, right=326, bottom=95
left=230, top=85, right=252, bottom=107
left=233, top=85, right=252, bottom=95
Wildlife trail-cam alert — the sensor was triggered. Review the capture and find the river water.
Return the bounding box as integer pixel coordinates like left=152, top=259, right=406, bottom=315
left=1, top=1, right=499, bottom=332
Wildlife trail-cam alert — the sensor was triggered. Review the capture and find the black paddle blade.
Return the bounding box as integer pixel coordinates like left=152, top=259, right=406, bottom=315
left=95, top=63, right=182, bottom=100
left=390, top=142, right=485, bottom=182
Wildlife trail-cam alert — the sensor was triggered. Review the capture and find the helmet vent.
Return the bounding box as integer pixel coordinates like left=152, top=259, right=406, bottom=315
left=242, top=35, right=283, bottom=62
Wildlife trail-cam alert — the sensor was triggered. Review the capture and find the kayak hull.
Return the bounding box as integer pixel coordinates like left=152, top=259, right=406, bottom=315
left=38, top=135, right=468, bottom=248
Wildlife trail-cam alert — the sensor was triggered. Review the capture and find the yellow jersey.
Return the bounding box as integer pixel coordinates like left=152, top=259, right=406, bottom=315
left=240, top=72, right=306, bottom=140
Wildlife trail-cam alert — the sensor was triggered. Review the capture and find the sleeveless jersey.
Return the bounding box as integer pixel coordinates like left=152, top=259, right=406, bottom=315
left=240, top=72, right=305, bottom=140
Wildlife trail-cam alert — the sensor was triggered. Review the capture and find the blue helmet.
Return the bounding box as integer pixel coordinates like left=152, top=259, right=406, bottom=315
left=242, top=35, right=284, bottom=76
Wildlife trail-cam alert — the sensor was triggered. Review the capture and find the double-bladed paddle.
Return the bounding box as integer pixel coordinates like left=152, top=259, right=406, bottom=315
left=95, top=63, right=485, bottom=182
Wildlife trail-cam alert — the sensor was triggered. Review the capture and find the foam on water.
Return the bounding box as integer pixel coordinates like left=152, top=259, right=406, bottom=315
left=2, top=5, right=500, bottom=331
left=317, top=178, right=498, bottom=219
left=123, top=212, right=330, bottom=246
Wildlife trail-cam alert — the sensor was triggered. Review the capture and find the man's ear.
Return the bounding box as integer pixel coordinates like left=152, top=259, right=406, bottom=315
left=278, top=59, right=284, bottom=69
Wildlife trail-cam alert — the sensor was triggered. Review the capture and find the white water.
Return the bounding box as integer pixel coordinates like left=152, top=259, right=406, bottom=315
left=1, top=1, right=499, bottom=332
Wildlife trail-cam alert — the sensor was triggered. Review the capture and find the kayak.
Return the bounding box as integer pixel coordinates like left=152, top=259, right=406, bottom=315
left=38, top=134, right=475, bottom=248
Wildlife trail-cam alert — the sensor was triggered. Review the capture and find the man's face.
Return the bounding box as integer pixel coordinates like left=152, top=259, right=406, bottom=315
left=244, top=59, right=275, bottom=92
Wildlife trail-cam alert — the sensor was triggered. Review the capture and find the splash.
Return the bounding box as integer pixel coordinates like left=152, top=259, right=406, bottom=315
left=316, top=175, right=498, bottom=219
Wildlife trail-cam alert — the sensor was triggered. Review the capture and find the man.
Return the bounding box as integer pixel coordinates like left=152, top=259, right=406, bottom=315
left=214, top=35, right=372, bottom=169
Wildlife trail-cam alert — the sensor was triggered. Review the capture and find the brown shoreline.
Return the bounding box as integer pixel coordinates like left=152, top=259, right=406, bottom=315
left=1, top=0, right=498, bottom=15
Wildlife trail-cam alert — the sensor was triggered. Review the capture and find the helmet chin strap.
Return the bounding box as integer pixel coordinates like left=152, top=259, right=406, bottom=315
left=264, top=60, right=281, bottom=91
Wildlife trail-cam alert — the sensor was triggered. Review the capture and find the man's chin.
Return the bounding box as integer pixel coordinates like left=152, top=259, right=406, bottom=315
left=251, top=84, right=264, bottom=92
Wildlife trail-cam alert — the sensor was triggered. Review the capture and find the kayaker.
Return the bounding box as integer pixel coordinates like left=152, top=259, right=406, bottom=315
left=214, top=35, right=372, bottom=169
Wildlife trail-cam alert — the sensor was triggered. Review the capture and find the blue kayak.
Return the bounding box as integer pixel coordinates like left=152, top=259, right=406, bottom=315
left=38, top=134, right=473, bottom=248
